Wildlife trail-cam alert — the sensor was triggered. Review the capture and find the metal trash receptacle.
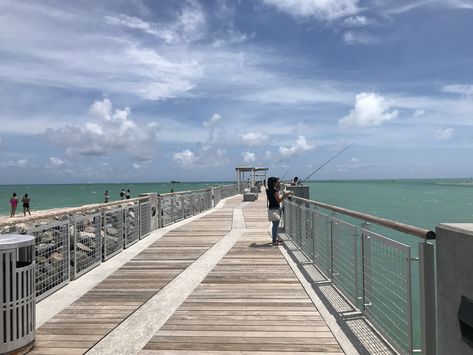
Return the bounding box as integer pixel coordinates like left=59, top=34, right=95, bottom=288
left=0, top=234, right=36, bottom=354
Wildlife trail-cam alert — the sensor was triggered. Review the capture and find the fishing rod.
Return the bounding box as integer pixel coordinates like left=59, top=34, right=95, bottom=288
left=280, top=167, right=290, bottom=182
left=300, top=143, right=355, bottom=184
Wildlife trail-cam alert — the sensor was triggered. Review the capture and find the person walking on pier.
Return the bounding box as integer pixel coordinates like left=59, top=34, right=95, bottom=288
left=120, top=189, right=125, bottom=200
left=22, top=193, right=31, bottom=216
left=104, top=190, right=110, bottom=203
left=266, top=177, right=292, bottom=246
left=125, top=189, right=131, bottom=199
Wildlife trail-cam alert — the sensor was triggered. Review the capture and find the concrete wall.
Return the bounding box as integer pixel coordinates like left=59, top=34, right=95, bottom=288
left=436, top=223, right=473, bottom=354
left=285, top=185, right=310, bottom=199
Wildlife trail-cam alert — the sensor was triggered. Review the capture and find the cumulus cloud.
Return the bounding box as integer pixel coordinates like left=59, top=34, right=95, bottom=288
left=203, top=113, right=221, bottom=127
left=262, top=0, right=359, bottom=20
left=242, top=151, right=256, bottom=163
left=173, top=146, right=228, bottom=169
left=279, top=136, right=314, bottom=158
left=339, top=92, right=398, bottom=127
left=46, top=98, right=160, bottom=161
left=49, top=157, right=65, bottom=166
left=172, top=113, right=229, bottom=169
left=435, top=128, right=454, bottom=140
left=241, top=132, right=270, bottom=146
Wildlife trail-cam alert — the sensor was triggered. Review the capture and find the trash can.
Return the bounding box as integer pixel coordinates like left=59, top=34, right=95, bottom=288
left=0, top=234, right=36, bottom=354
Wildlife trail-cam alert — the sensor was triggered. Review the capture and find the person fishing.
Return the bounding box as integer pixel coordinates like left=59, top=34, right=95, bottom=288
left=266, top=177, right=292, bottom=246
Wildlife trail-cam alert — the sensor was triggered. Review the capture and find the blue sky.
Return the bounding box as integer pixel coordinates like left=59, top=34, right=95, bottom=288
left=1, top=0, right=473, bottom=183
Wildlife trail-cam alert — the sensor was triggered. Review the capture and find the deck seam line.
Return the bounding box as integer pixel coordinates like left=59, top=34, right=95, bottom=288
left=279, top=244, right=360, bottom=355
left=86, top=210, right=245, bottom=355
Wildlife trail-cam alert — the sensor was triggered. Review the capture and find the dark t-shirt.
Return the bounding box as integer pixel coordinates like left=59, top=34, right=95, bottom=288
left=266, top=188, right=280, bottom=209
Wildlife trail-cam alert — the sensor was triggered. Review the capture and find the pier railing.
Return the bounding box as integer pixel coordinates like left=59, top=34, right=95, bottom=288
left=0, top=183, right=239, bottom=305
left=157, top=188, right=214, bottom=227
left=283, top=196, right=436, bottom=355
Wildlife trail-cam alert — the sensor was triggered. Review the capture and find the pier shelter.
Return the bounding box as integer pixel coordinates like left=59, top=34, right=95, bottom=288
left=235, top=166, right=268, bottom=193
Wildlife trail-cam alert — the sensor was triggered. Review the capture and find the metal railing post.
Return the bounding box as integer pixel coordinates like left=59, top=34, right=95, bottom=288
left=157, top=196, right=163, bottom=228
left=329, top=211, right=336, bottom=279
left=419, top=241, right=437, bottom=355
left=171, top=194, right=175, bottom=223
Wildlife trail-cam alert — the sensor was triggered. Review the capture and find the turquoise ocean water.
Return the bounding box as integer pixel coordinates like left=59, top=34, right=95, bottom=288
left=0, top=182, right=226, bottom=216
left=2, top=178, right=471, bottom=229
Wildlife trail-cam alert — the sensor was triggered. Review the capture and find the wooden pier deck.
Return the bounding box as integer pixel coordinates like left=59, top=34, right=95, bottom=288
left=30, top=195, right=345, bottom=354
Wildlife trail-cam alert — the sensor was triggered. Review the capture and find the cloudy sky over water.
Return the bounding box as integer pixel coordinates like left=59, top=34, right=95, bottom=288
left=1, top=0, right=473, bottom=183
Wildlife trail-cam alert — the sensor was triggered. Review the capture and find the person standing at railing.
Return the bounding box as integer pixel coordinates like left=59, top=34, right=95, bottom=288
left=266, top=177, right=292, bottom=246
left=104, top=190, right=110, bottom=203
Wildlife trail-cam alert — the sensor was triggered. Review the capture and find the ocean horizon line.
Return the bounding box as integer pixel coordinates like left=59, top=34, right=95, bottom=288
left=1, top=176, right=472, bottom=186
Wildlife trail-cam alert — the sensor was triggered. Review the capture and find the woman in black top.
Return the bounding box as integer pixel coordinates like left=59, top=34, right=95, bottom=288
left=266, top=177, right=292, bottom=245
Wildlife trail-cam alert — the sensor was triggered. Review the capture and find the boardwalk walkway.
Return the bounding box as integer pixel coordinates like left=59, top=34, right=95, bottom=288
left=30, top=195, right=347, bottom=354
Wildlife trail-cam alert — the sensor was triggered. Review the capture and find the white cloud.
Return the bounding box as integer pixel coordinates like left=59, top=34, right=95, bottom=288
left=17, top=159, right=29, bottom=168
left=172, top=146, right=229, bottom=169
left=350, top=157, right=360, bottom=164
left=46, top=98, right=160, bottom=161
left=343, top=31, right=377, bottom=44
left=172, top=113, right=229, bottom=169
left=203, top=113, right=221, bottom=127
left=241, top=132, right=270, bottom=146
left=262, top=0, right=359, bottom=20
left=133, top=163, right=141, bottom=169
left=172, top=149, right=196, bottom=169
left=435, top=128, right=454, bottom=140
left=442, top=84, right=473, bottom=96
left=242, top=151, right=256, bottom=163
left=413, top=109, right=426, bottom=117
left=279, top=135, right=314, bottom=158
left=343, top=15, right=369, bottom=27
left=339, top=92, right=398, bottom=127
left=105, top=1, right=206, bottom=44
left=49, top=157, right=65, bottom=166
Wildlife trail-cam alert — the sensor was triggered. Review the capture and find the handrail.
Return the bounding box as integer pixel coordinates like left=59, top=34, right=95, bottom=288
left=0, top=196, right=148, bottom=228
left=291, top=196, right=436, bottom=240
left=158, top=188, right=212, bottom=197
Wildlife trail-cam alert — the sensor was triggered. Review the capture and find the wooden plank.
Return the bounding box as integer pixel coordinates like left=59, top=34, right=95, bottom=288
left=141, top=196, right=344, bottom=354
left=30, top=198, right=238, bottom=354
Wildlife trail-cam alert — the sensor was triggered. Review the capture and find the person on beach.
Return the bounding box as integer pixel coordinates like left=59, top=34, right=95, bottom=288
left=120, top=189, right=125, bottom=200
left=21, top=193, right=31, bottom=216
left=266, top=177, right=292, bottom=246
left=10, top=193, right=18, bottom=217
left=125, top=189, right=130, bottom=199
left=104, top=190, right=110, bottom=203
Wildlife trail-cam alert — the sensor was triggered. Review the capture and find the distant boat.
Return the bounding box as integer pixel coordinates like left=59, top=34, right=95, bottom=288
left=171, top=180, right=181, bottom=184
